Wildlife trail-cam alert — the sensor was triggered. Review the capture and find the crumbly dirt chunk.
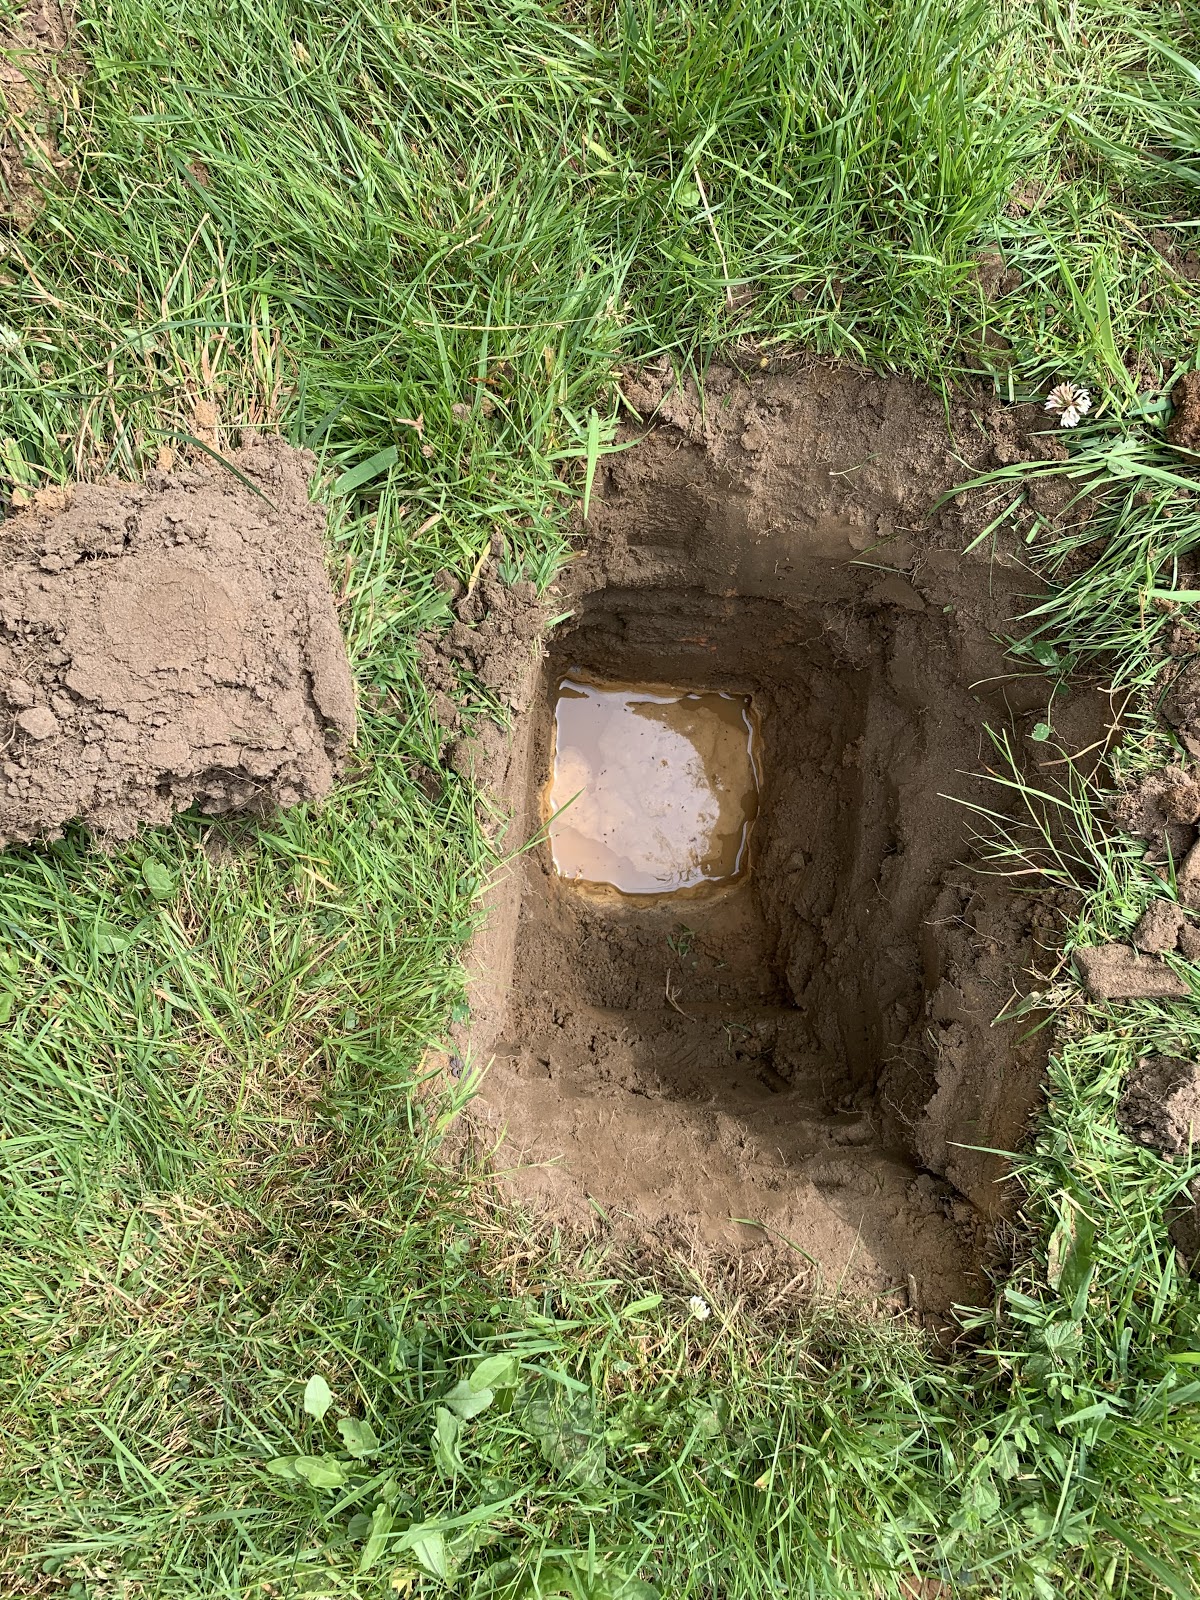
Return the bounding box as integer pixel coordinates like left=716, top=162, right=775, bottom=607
left=1008, top=179, right=1044, bottom=215
left=1074, top=945, right=1188, bottom=1002
left=440, top=362, right=1110, bottom=1312
left=415, top=546, right=546, bottom=772
left=1167, top=370, right=1200, bottom=453
left=1172, top=1182, right=1200, bottom=1272
left=438, top=575, right=544, bottom=718
left=1148, top=228, right=1200, bottom=285
left=1, top=1, right=73, bottom=225
left=1162, top=668, right=1200, bottom=763
left=1133, top=899, right=1187, bottom=955
left=1179, top=838, right=1200, bottom=912
left=974, top=249, right=1023, bottom=302
left=0, top=436, right=355, bottom=846
left=1112, top=766, right=1200, bottom=858
left=1119, top=1054, right=1200, bottom=1274
left=1119, top=1054, right=1200, bottom=1156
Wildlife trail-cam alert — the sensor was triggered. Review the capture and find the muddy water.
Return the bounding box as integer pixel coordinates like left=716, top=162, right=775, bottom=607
left=547, top=674, right=760, bottom=894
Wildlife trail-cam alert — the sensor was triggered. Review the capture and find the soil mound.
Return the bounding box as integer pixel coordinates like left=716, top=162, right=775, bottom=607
left=0, top=436, right=355, bottom=846
left=446, top=362, right=1107, bottom=1313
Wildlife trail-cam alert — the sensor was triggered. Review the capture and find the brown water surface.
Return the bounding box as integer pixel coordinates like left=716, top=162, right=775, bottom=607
left=547, top=675, right=760, bottom=894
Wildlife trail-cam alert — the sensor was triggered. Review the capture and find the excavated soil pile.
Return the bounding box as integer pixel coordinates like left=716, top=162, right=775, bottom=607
left=449, top=363, right=1107, bottom=1314
left=0, top=436, right=355, bottom=846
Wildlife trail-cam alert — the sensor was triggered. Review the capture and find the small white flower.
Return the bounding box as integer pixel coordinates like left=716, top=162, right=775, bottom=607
left=688, top=1294, right=711, bottom=1321
left=1044, top=381, right=1092, bottom=428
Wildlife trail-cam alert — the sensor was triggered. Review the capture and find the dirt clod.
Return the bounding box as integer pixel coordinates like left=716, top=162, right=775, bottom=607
left=1133, top=899, right=1187, bottom=955
left=4, top=679, right=34, bottom=710
left=416, top=569, right=545, bottom=763
left=15, top=704, right=56, bottom=740
left=1167, top=370, right=1200, bottom=453
left=974, top=249, right=1023, bottom=301
left=0, top=436, right=355, bottom=847
left=1120, top=1055, right=1200, bottom=1156
left=1172, top=1189, right=1200, bottom=1272
left=1163, top=670, right=1200, bottom=763
left=1119, top=1054, right=1200, bottom=1273
left=1179, top=841, right=1200, bottom=912
left=1113, top=766, right=1200, bottom=857
left=1074, top=944, right=1188, bottom=1002
left=1148, top=228, right=1200, bottom=286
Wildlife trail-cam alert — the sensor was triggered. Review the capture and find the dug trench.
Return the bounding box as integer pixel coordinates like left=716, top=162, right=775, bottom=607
left=443, top=364, right=1108, bottom=1315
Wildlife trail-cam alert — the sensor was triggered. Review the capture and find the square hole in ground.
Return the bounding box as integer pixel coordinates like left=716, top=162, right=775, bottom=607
left=457, top=366, right=1107, bottom=1312
left=499, top=588, right=978, bottom=1304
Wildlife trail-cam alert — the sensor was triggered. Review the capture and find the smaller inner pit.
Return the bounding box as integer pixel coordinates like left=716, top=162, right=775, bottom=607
left=547, top=674, right=761, bottom=894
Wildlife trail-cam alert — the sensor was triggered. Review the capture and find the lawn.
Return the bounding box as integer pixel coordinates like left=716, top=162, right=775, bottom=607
left=2, top=0, right=1200, bottom=1596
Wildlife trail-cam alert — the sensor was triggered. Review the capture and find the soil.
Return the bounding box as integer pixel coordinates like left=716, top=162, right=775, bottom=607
left=1, top=1, right=73, bottom=225
left=1167, top=370, right=1200, bottom=453
left=1162, top=660, right=1200, bottom=764
left=419, top=553, right=545, bottom=741
left=1112, top=766, right=1200, bottom=859
left=1073, top=944, right=1188, bottom=1002
left=1118, top=1055, right=1200, bottom=1273
left=0, top=436, right=355, bottom=846
left=437, top=361, right=1110, bottom=1313
left=1148, top=227, right=1200, bottom=287
left=1133, top=900, right=1188, bottom=955
left=974, top=248, right=1024, bottom=302
left=1120, top=1054, right=1200, bottom=1156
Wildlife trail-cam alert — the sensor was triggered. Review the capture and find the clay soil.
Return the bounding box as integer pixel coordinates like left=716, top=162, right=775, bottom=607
left=0, top=436, right=355, bottom=846
left=449, top=362, right=1109, bottom=1315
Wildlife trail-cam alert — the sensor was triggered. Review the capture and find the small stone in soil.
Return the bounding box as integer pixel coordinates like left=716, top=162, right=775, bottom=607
left=16, top=706, right=58, bottom=740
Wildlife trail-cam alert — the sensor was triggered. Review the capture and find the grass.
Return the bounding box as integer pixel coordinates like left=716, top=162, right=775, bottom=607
left=2, top=0, right=1200, bottom=1595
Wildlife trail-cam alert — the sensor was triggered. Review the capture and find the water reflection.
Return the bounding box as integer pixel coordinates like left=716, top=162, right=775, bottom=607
left=547, top=674, right=760, bottom=894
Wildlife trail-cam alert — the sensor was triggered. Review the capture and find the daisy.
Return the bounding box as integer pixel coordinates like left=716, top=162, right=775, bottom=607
left=1045, top=381, right=1092, bottom=428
